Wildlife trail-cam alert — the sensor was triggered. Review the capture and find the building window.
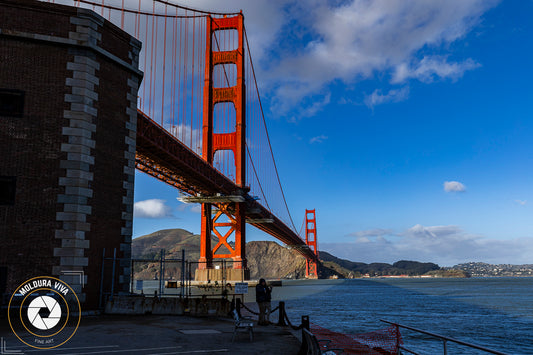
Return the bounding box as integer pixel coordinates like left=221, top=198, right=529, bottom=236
left=0, top=176, right=16, bottom=205
left=0, top=89, right=25, bottom=117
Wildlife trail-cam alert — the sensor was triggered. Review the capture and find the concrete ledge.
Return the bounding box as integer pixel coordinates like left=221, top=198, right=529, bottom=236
left=105, top=296, right=231, bottom=317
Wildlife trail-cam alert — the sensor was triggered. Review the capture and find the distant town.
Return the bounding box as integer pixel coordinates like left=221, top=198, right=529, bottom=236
left=449, top=262, right=533, bottom=277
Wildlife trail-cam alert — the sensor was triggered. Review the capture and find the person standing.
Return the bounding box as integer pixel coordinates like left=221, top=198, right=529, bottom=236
left=255, top=278, right=272, bottom=325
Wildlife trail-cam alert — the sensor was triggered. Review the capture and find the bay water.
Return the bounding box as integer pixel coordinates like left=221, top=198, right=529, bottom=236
left=268, top=278, right=533, bottom=354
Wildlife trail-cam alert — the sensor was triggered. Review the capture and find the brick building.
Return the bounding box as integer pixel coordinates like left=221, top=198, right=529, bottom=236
left=0, top=0, right=142, bottom=309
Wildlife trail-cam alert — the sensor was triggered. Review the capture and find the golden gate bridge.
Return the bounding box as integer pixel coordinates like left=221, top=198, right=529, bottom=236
left=44, top=0, right=319, bottom=278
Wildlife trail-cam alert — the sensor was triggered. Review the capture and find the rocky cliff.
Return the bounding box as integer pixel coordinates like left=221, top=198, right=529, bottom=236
left=246, top=241, right=306, bottom=279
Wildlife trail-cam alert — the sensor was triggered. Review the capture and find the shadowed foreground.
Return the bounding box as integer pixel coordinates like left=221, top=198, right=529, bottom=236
left=0, top=314, right=301, bottom=354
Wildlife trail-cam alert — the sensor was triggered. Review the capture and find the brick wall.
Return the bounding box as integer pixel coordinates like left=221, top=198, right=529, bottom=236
left=0, top=0, right=142, bottom=309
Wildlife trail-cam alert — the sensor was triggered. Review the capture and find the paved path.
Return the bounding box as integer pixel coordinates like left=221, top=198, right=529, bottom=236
left=0, top=314, right=302, bottom=354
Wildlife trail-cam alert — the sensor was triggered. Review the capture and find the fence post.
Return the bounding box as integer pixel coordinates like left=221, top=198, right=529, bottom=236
left=98, top=247, right=106, bottom=309
left=236, top=297, right=242, bottom=318
left=181, top=249, right=185, bottom=298
left=110, top=248, right=117, bottom=301
left=395, top=324, right=401, bottom=354
left=302, top=315, right=310, bottom=330
left=130, top=258, right=134, bottom=294
left=159, top=249, right=164, bottom=298
left=277, top=301, right=287, bottom=326
left=298, top=316, right=310, bottom=355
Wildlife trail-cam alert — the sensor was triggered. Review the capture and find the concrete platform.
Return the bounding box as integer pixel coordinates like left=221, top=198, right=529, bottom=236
left=0, top=314, right=302, bottom=354
left=195, top=268, right=251, bottom=282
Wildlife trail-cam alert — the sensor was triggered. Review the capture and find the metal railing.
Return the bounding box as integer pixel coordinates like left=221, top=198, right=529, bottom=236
left=99, top=247, right=253, bottom=308
left=380, top=320, right=508, bottom=355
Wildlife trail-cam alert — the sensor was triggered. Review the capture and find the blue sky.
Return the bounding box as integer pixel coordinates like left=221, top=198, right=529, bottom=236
left=133, top=0, right=533, bottom=266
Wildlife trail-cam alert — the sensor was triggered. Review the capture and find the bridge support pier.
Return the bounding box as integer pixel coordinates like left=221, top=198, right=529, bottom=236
left=195, top=268, right=250, bottom=282
left=197, top=201, right=249, bottom=279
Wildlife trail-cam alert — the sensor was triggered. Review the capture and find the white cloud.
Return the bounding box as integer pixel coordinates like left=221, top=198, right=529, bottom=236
left=322, top=224, right=533, bottom=266
left=309, top=135, right=328, bottom=144
left=392, top=56, right=481, bottom=84
left=515, top=200, right=527, bottom=206
left=67, top=0, right=498, bottom=117
left=134, top=199, right=173, bottom=219
left=444, top=181, right=466, bottom=192
left=190, top=204, right=202, bottom=213
left=364, top=86, right=410, bottom=108
left=261, top=0, right=499, bottom=114
left=350, top=228, right=393, bottom=243
left=350, top=228, right=393, bottom=238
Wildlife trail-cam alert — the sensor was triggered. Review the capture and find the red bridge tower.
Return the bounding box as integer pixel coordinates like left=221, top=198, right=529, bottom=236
left=305, top=209, right=319, bottom=279
left=198, top=13, right=249, bottom=280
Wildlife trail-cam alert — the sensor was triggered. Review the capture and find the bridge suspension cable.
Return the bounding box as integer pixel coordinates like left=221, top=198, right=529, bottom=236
left=243, top=25, right=298, bottom=233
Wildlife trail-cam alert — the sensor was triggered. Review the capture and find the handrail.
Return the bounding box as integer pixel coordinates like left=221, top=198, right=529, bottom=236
left=380, top=320, right=509, bottom=355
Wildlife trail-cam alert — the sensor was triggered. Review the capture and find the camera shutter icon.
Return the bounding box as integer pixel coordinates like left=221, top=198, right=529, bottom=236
left=27, top=296, right=62, bottom=330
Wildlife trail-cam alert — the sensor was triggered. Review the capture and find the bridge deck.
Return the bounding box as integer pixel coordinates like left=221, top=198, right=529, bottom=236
left=135, top=111, right=317, bottom=261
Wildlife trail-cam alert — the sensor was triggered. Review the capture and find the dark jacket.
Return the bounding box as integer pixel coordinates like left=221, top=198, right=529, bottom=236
left=256, top=283, right=271, bottom=303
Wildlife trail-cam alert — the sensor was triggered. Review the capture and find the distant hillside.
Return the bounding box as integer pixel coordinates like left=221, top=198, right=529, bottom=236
left=452, top=262, right=533, bottom=277
left=132, top=228, right=214, bottom=262
left=319, top=251, right=441, bottom=276
left=132, top=229, right=467, bottom=279
left=132, top=229, right=306, bottom=279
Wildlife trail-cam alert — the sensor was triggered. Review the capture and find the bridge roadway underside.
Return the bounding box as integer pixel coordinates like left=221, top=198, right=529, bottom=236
left=135, top=111, right=317, bottom=261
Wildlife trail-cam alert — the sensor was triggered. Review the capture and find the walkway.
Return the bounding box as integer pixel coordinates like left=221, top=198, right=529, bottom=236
left=0, top=314, right=301, bottom=355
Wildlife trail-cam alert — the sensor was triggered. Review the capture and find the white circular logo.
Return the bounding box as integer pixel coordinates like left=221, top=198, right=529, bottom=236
left=27, top=296, right=62, bottom=330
